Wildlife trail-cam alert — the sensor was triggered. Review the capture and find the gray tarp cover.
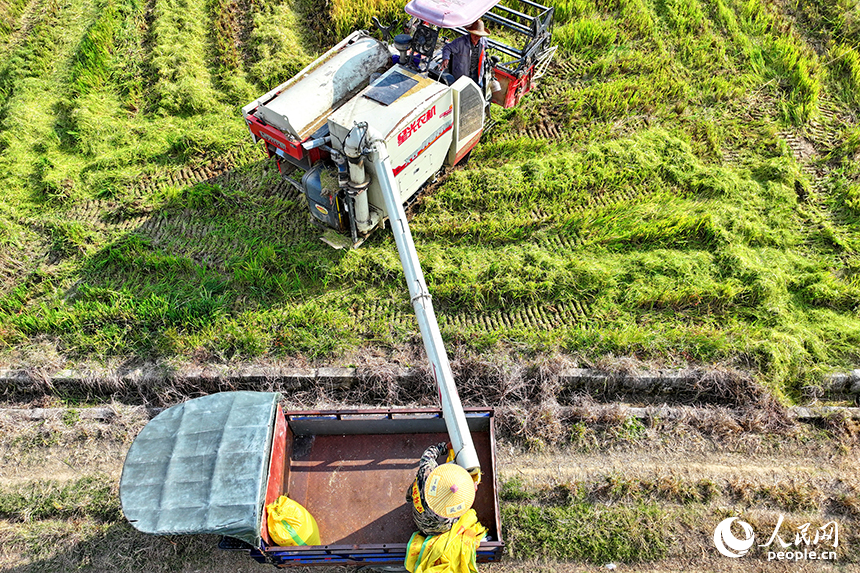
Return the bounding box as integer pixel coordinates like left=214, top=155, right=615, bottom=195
left=120, top=391, right=280, bottom=546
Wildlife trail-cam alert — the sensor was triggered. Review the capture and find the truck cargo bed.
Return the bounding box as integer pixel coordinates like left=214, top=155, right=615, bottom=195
left=254, top=408, right=502, bottom=567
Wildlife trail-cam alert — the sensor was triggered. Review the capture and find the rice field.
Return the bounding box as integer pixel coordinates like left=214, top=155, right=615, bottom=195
left=0, top=0, right=859, bottom=400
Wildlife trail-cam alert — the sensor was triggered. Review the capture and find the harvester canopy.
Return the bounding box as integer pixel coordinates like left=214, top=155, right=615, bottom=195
left=405, top=0, right=502, bottom=27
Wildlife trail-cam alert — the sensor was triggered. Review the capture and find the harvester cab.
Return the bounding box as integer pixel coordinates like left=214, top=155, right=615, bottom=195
left=403, top=0, right=556, bottom=109
left=242, top=0, right=554, bottom=247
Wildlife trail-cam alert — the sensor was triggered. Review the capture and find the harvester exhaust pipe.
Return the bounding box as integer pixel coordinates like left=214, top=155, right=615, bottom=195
left=343, top=123, right=481, bottom=475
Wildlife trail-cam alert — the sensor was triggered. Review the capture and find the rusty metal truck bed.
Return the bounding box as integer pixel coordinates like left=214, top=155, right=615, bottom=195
left=253, top=408, right=503, bottom=567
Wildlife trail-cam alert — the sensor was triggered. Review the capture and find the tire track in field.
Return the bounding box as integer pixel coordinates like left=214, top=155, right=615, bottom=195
left=778, top=95, right=845, bottom=192
left=557, top=182, right=645, bottom=219
left=491, top=60, right=580, bottom=143
left=61, top=144, right=318, bottom=271
left=494, top=118, right=566, bottom=142
left=136, top=177, right=310, bottom=270
left=0, top=0, right=41, bottom=57
left=776, top=95, right=859, bottom=256
left=350, top=298, right=592, bottom=337
left=0, top=239, right=37, bottom=295
left=65, top=143, right=264, bottom=224
left=131, top=142, right=267, bottom=197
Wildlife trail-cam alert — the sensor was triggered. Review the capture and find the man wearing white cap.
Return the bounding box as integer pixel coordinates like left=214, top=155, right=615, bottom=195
left=441, top=20, right=490, bottom=87
left=408, top=442, right=477, bottom=535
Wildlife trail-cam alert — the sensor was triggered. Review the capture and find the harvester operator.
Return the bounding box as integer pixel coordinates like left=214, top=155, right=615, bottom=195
left=441, top=20, right=490, bottom=87
left=408, top=442, right=477, bottom=535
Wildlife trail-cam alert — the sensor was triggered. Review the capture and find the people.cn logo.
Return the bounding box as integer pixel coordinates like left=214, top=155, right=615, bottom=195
left=714, top=517, right=756, bottom=558
left=713, top=514, right=839, bottom=561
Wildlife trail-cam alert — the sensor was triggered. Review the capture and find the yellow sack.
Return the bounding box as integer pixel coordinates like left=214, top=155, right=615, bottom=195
left=404, top=509, right=488, bottom=573
left=266, top=495, right=320, bottom=546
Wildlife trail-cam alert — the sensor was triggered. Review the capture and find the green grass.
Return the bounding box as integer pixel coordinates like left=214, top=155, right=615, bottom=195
left=498, top=472, right=860, bottom=563
left=0, top=476, right=120, bottom=522
left=0, top=0, right=859, bottom=399
left=503, top=502, right=669, bottom=562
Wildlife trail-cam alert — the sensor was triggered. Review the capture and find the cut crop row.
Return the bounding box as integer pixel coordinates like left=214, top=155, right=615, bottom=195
left=65, top=0, right=146, bottom=160
left=246, top=0, right=312, bottom=90
left=0, top=0, right=31, bottom=45
left=0, top=0, right=64, bottom=110
left=723, top=0, right=821, bottom=122
left=150, top=0, right=219, bottom=113
left=0, top=0, right=100, bottom=202
left=206, top=0, right=256, bottom=102
left=69, top=0, right=122, bottom=97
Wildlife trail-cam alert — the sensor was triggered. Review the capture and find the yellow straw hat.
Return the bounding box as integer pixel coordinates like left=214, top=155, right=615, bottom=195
left=424, top=463, right=476, bottom=519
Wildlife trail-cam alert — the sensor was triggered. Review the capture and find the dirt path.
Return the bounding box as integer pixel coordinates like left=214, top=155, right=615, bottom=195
left=502, top=448, right=857, bottom=485
left=0, top=410, right=144, bottom=486
left=2, top=409, right=853, bottom=487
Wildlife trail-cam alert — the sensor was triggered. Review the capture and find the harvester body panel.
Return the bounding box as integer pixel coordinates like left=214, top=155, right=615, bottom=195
left=329, top=65, right=455, bottom=221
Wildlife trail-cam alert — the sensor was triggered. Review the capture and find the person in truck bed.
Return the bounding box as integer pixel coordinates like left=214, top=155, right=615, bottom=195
left=409, top=442, right=477, bottom=535
left=441, top=20, right=490, bottom=87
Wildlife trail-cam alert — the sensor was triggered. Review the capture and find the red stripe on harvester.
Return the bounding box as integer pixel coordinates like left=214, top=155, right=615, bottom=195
left=393, top=123, right=453, bottom=176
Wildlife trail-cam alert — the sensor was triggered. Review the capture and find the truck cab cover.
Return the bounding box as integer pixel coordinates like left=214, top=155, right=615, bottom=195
left=405, top=0, right=501, bottom=27
left=120, top=392, right=281, bottom=546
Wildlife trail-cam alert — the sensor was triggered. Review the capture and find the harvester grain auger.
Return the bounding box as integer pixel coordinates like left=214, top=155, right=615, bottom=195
left=119, top=0, right=554, bottom=567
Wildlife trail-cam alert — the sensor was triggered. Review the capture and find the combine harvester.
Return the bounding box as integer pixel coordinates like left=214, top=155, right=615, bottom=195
left=120, top=0, right=553, bottom=568
left=242, top=0, right=554, bottom=247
